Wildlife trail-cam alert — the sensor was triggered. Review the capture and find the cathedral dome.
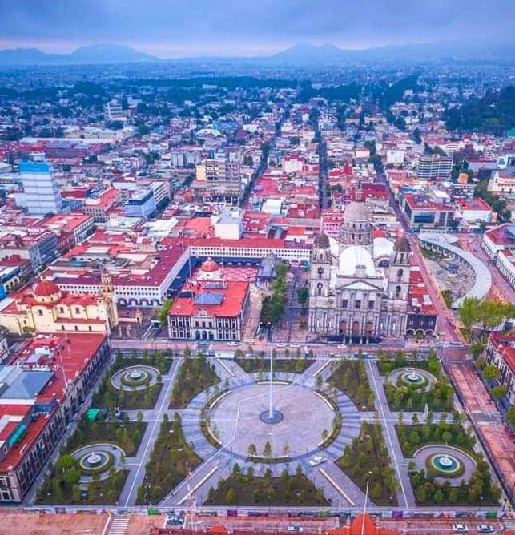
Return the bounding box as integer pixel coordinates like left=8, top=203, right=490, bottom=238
left=344, top=201, right=370, bottom=223
left=201, top=258, right=220, bottom=273
left=339, top=246, right=377, bottom=277
left=313, top=233, right=330, bottom=249
left=373, top=237, right=394, bottom=260
left=33, top=278, right=61, bottom=303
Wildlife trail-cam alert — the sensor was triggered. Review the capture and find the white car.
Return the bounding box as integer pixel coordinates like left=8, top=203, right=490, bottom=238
left=452, top=525, right=469, bottom=533
left=308, top=454, right=327, bottom=466
left=228, top=341, right=239, bottom=346
left=476, top=526, right=494, bottom=534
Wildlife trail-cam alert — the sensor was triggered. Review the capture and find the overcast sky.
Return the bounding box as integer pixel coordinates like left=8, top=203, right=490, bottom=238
left=1, top=0, right=514, bottom=57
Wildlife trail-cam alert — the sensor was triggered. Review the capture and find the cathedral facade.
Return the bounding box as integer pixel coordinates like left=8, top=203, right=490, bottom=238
left=308, top=200, right=410, bottom=341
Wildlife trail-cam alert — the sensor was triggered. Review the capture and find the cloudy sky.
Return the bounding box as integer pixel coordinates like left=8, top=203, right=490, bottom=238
left=1, top=0, right=514, bottom=57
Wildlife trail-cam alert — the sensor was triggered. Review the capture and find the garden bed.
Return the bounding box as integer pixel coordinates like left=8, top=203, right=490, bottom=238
left=327, top=360, right=374, bottom=411
left=170, top=356, right=219, bottom=409
left=337, top=422, right=398, bottom=506
left=205, top=467, right=328, bottom=506
left=136, top=414, right=202, bottom=505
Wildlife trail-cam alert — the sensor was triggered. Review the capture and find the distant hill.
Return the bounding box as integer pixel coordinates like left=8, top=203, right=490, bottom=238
left=0, top=44, right=159, bottom=65
left=444, top=86, right=515, bottom=134
left=68, top=44, right=158, bottom=64
left=265, top=41, right=515, bottom=66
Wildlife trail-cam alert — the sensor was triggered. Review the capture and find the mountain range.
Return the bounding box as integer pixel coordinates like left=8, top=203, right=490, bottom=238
left=0, top=41, right=514, bottom=66
left=0, top=44, right=158, bottom=65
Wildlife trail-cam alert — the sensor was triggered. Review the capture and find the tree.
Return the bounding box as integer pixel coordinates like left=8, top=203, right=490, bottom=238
left=458, top=297, right=479, bottom=336
left=263, top=441, right=272, bottom=458
left=412, top=127, right=422, bottom=145
left=247, top=443, right=257, bottom=457
left=297, top=287, right=309, bottom=309
left=483, top=364, right=500, bottom=382
left=72, top=484, right=81, bottom=503
left=507, top=406, right=515, bottom=426
left=156, top=298, right=174, bottom=326
left=490, top=385, right=507, bottom=399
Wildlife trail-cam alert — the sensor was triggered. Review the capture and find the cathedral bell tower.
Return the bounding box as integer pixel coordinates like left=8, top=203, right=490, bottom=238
left=101, top=269, right=119, bottom=328
left=309, top=233, right=331, bottom=304
left=387, top=235, right=411, bottom=302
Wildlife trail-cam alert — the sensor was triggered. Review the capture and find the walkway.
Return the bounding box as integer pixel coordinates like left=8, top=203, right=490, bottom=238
left=419, top=234, right=492, bottom=305
left=366, top=360, right=416, bottom=508
left=119, top=358, right=182, bottom=506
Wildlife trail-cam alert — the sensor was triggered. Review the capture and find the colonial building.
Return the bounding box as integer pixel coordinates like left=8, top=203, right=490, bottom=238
left=0, top=275, right=118, bottom=335
left=308, top=200, right=410, bottom=342
left=168, top=258, right=250, bottom=342
left=484, top=332, right=515, bottom=406
left=0, top=333, right=110, bottom=502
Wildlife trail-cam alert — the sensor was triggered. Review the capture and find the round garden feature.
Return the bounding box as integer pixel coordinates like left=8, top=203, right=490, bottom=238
left=428, top=452, right=463, bottom=476
left=412, top=445, right=476, bottom=485
left=111, top=365, right=159, bottom=391
left=388, top=367, right=437, bottom=391
left=72, top=443, right=125, bottom=483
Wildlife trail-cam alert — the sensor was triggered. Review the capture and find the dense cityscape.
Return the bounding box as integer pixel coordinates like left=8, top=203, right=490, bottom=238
left=0, top=7, right=515, bottom=535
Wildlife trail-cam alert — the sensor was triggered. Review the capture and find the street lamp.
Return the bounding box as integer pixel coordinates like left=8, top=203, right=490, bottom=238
left=361, top=471, right=373, bottom=535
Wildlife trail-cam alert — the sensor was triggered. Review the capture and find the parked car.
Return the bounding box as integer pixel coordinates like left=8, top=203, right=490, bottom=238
left=476, top=526, right=494, bottom=533
left=452, top=525, right=469, bottom=533
left=308, top=454, right=328, bottom=466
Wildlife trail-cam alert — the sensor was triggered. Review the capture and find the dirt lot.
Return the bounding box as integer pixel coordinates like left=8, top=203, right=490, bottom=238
left=0, top=512, right=163, bottom=535
left=126, top=515, right=164, bottom=535
left=0, top=512, right=108, bottom=535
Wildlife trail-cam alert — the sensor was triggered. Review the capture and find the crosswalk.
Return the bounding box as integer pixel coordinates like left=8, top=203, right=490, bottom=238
left=107, top=514, right=130, bottom=535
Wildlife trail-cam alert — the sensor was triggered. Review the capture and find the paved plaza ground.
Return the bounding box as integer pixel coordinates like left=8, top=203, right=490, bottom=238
left=209, top=383, right=335, bottom=458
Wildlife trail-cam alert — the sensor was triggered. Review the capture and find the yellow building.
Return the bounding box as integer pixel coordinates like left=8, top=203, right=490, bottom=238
left=0, top=278, right=118, bottom=335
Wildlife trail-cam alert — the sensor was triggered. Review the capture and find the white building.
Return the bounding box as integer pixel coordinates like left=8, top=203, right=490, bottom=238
left=18, top=157, right=62, bottom=216
left=104, top=99, right=127, bottom=122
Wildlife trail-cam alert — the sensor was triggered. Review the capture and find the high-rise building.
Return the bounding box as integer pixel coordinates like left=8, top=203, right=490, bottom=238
left=19, top=156, right=62, bottom=216
left=104, top=99, right=126, bottom=122
left=417, top=154, right=453, bottom=180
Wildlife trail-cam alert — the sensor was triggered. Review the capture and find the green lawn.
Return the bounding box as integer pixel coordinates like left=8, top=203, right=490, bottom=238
left=36, top=417, right=146, bottom=505
left=136, top=414, right=202, bottom=505
left=396, top=422, right=476, bottom=457
left=92, top=353, right=172, bottom=411
left=205, top=467, right=328, bottom=506
left=327, top=360, right=375, bottom=410
left=337, top=422, right=398, bottom=506
left=236, top=357, right=315, bottom=374
left=170, top=356, right=219, bottom=408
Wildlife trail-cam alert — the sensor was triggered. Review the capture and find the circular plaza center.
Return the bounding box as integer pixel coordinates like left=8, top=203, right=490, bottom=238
left=208, top=383, right=335, bottom=459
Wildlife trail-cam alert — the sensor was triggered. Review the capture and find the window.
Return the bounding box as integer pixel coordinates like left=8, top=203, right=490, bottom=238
left=75, top=307, right=80, bottom=314
left=37, top=309, right=43, bottom=316
left=74, top=325, right=78, bottom=331
left=342, top=299, right=348, bottom=308
left=368, top=300, right=374, bottom=309
left=355, top=300, right=361, bottom=309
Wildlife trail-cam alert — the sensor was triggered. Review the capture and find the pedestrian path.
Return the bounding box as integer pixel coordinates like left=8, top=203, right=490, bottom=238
left=107, top=514, right=130, bottom=535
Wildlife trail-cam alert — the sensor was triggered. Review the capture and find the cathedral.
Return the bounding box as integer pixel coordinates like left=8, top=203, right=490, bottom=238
left=308, top=199, right=411, bottom=342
